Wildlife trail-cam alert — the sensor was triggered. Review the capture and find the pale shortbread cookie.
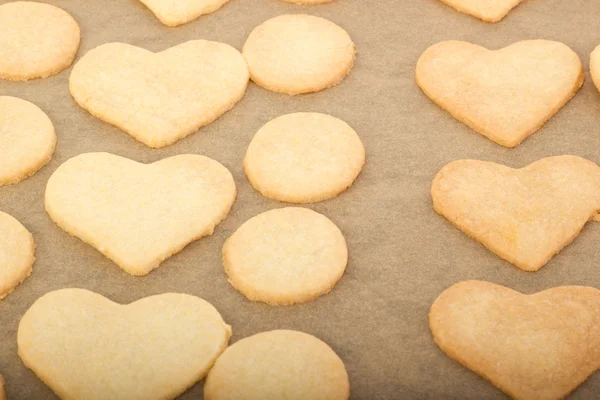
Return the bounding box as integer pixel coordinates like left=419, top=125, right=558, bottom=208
left=137, top=0, right=230, bottom=27
left=0, top=96, right=57, bottom=186
left=589, top=45, right=600, bottom=98
left=432, top=156, right=600, bottom=272
left=281, top=0, right=334, bottom=4
left=45, top=152, right=236, bottom=276
left=205, top=330, right=350, bottom=400
left=430, top=281, right=600, bottom=400
left=0, top=211, right=35, bottom=300
left=439, top=0, right=526, bottom=22
left=223, top=207, right=347, bottom=305
left=242, top=14, right=355, bottom=95
left=244, top=113, right=365, bottom=203
left=0, top=2, right=80, bottom=81
left=416, top=40, right=583, bottom=147
left=18, top=289, right=231, bottom=400
left=70, top=40, right=249, bottom=148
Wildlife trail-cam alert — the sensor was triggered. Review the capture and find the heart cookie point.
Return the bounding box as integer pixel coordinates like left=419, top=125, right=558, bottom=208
left=18, top=289, right=231, bottom=400
left=137, top=0, right=231, bottom=27
left=439, top=0, right=526, bottom=22
left=432, top=155, right=600, bottom=271
left=45, top=152, right=236, bottom=276
left=69, top=41, right=249, bottom=148
left=430, top=281, right=600, bottom=400
left=416, top=40, right=583, bottom=147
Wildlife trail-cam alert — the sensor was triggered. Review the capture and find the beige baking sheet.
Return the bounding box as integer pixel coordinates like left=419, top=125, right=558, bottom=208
left=1, top=0, right=599, bottom=398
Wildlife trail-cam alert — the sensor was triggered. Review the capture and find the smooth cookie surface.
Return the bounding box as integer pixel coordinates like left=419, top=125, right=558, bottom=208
left=242, top=14, right=355, bottom=95
left=18, top=289, right=231, bottom=400
left=432, top=155, right=600, bottom=271
left=0, top=1, right=80, bottom=81
left=0, top=96, right=57, bottom=186
left=45, top=152, right=236, bottom=276
left=416, top=40, right=583, bottom=147
left=439, top=0, right=526, bottom=22
left=0, top=211, right=35, bottom=300
left=223, top=207, right=347, bottom=305
left=70, top=40, right=249, bottom=148
left=137, top=0, right=230, bottom=27
left=244, top=113, right=365, bottom=203
left=204, top=330, right=350, bottom=400
left=430, top=281, right=600, bottom=400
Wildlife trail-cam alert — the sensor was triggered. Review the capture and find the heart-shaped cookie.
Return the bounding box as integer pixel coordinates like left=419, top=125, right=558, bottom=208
left=430, top=281, right=600, bottom=400
left=0, top=210, right=35, bottom=299
left=69, top=40, right=249, bottom=148
left=438, top=0, right=526, bottom=22
left=45, top=152, right=236, bottom=276
left=137, top=0, right=230, bottom=27
left=432, top=155, right=600, bottom=271
left=18, top=289, right=231, bottom=400
left=416, top=40, right=583, bottom=147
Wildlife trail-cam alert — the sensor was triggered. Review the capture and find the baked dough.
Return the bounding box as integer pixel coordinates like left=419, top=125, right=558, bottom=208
left=0, top=211, right=35, bottom=300
left=70, top=40, right=249, bottom=148
left=18, top=289, right=231, bottom=400
left=0, top=96, right=57, bottom=186
left=439, top=0, right=526, bottom=22
left=430, top=281, right=600, bottom=400
left=242, top=14, right=355, bottom=95
left=137, top=0, right=230, bottom=26
left=45, top=153, right=236, bottom=276
left=432, top=155, right=600, bottom=271
left=204, top=330, right=350, bottom=400
left=223, top=207, right=347, bottom=305
left=244, top=113, right=365, bottom=203
left=416, top=40, right=583, bottom=147
left=0, top=1, right=80, bottom=81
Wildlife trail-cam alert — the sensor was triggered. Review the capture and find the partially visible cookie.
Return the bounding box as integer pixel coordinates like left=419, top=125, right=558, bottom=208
left=137, top=0, right=230, bottom=27
left=0, top=2, right=80, bottom=81
left=589, top=44, right=600, bottom=96
left=0, top=96, right=57, bottom=186
left=438, top=0, right=526, bottom=22
left=416, top=40, right=583, bottom=147
left=205, top=330, right=350, bottom=400
left=45, top=153, right=236, bottom=276
left=242, top=14, right=355, bottom=95
left=223, top=207, right=347, bottom=305
left=244, top=113, right=365, bottom=203
left=430, top=280, right=600, bottom=400
left=70, top=40, right=249, bottom=148
left=432, top=155, right=600, bottom=271
left=18, top=289, right=231, bottom=400
left=0, top=211, right=35, bottom=300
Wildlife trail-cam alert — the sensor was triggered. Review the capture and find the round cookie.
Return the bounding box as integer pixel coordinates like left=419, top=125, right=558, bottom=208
left=244, top=113, right=365, bottom=203
left=204, top=330, right=350, bottom=400
left=590, top=44, right=600, bottom=93
left=223, top=207, right=347, bottom=305
left=0, top=97, right=57, bottom=186
left=0, top=2, right=80, bottom=81
left=242, top=14, right=355, bottom=95
left=0, top=211, right=35, bottom=299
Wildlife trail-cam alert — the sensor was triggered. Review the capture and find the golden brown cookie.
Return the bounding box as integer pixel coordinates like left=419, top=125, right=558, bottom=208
left=430, top=280, right=600, bottom=400
left=416, top=40, right=583, bottom=147
left=432, top=155, right=600, bottom=271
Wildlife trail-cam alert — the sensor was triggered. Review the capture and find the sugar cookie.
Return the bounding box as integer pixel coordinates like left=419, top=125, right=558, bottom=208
left=432, top=155, right=600, bottom=272
left=70, top=40, right=249, bottom=148
left=45, top=152, right=236, bottom=276
left=205, top=330, right=350, bottom=400
left=589, top=44, right=600, bottom=96
left=0, top=96, right=57, bottom=186
left=430, top=281, right=600, bottom=400
left=244, top=113, right=365, bottom=203
left=18, top=289, right=231, bottom=400
left=0, top=2, right=80, bottom=81
left=223, top=207, right=347, bottom=305
left=242, top=14, right=355, bottom=95
left=0, top=211, right=35, bottom=299
left=438, top=0, right=526, bottom=22
left=137, top=0, right=230, bottom=27
left=416, top=40, right=583, bottom=147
